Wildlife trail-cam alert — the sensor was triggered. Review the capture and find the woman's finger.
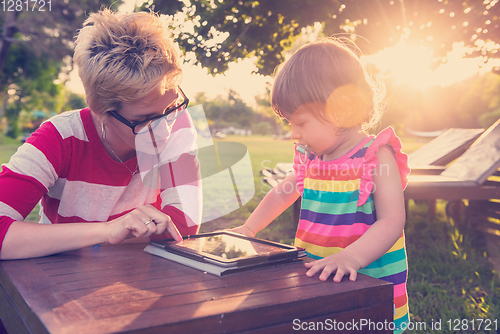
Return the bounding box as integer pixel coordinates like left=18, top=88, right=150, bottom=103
left=143, top=219, right=159, bottom=235
left=137, top=206, right=174, bottom=233
left=129, top=205, right=182, bottom=241
left=164, top=216, right=182, bottom=241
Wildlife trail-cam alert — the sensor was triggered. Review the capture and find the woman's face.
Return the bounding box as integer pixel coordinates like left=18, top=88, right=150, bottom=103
left=107, top=87, right=181, bottom=155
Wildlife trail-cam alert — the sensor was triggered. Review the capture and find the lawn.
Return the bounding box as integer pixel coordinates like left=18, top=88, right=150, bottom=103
left=1, top=134, right=499, bottom=333
left=0, top=135, right=20, bottom=164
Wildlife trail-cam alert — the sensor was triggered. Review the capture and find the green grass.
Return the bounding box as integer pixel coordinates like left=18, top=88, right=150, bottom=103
left=405, top=202, right=500, bottom=333
left=199, top=136, right=298, bottom=244
left=2, top=135, right=499, bottom=332
left=0, top=136, right=20, bottom=165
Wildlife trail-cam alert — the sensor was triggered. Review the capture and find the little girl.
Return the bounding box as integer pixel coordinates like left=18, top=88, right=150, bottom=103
left=232, top=38, right=410, bottom=333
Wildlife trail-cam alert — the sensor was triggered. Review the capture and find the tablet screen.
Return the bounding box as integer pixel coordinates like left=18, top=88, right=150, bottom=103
left=171, top=234, right=289, bottom=260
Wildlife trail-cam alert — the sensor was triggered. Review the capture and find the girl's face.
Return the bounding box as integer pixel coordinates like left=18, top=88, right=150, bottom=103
left=288, top=107, right=365, bottom=161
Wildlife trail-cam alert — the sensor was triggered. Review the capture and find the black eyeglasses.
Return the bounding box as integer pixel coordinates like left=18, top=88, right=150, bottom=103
left=108, top=87, right=189, bottom=135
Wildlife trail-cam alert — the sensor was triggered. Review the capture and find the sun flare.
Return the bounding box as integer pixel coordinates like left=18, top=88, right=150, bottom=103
left=363, top=41, right=500, bottom=90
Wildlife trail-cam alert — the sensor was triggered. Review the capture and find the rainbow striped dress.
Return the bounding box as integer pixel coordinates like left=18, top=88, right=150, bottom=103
left=293, top=127, right=410, bottom=333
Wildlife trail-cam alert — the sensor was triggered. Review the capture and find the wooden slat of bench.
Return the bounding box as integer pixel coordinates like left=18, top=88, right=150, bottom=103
left=468, top=200, right=500, bottom=237
left=263, top=177, right=279, bottom=188
left=408, top=128, right=484, bottom=167
left=409, top=166, right=446, bottom=175
left=405, top=185, right=500, bottom=201
left=469, top=200, right=500, bottom=213
left=477, top=222, right=500, bottom=237
left=441, top=121, right=500, bottom=184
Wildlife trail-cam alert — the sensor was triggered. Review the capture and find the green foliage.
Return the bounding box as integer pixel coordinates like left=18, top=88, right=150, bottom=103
left=193, top=87, right=286, bottom=136
left=0, top=0, right=121, bottom=88
left=0, top=0, right=120, bottom=135
left=405, top=203, right=500, bottom=333
left=251, top=121, right=273, bottom=135
left=193, top=90, right=258, bottom=131
left=376, top=72, right=500, bottom=131
left=63, top=92, right=87, bottom=111
left=479, top=109, right=500, bottom=128
left=146, top=0, right=499, bottom=76
left=0, top=137, right=20, bottom=162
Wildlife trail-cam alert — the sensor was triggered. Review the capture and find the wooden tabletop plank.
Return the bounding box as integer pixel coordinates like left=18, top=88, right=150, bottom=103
left=1, top=242, right=393, bottom=334
left=85, top=273, right=327, bottom=318
left=0, top=258, right=94, bottom=332
left=55, top=275, right=391, bottom=334
left=70, top=266, right=305, bottom=309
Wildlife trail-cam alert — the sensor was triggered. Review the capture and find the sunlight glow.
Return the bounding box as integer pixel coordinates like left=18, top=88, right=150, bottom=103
left=363, top=41, right=500, bottom=90
left=363, top=42, right=434, bottom=90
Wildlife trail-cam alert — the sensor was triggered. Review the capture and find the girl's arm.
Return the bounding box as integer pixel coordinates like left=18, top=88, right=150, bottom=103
left=0, top=205, right=182, bottom=259
left=304, top=146, right=406, bottom=282
left=231, top=172, right=300, bottom=237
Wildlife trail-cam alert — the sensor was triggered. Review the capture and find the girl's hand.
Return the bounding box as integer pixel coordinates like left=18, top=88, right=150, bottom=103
left=228, top=225, right=256, bottom=237
left=304, top=250, right=362, bottom=282
left=105, top=205, right=182, bottom=244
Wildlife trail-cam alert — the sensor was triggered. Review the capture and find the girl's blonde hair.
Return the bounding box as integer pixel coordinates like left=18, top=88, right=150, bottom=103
left=73, top=9, right=182, bottom=119
left=271, top=38, right=385, bottom=132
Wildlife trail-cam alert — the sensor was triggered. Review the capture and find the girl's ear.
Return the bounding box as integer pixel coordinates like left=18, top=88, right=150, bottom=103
left=325, top=84, right=371, bottom=128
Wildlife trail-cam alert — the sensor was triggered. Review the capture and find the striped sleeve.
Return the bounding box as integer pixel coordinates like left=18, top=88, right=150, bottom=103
left=0, top=120, right=66, bottom=250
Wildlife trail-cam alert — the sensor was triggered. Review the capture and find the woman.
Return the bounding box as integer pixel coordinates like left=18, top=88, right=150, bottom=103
left=0, top=9, right=201, bottom=259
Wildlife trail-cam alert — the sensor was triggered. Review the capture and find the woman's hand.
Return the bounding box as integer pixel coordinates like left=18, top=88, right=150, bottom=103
left=229, top=225, right=256, bottom=237
left=105, top=205, right=182, bottom=244
left=304, top=250, right=362, bottom=282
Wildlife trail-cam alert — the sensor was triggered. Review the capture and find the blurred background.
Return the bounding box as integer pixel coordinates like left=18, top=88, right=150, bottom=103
left=1, top=0, right=499, bottom=140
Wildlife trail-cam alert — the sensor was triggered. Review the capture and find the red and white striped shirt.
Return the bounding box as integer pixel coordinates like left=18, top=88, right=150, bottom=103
left=0, top=108, right=201, bottom=251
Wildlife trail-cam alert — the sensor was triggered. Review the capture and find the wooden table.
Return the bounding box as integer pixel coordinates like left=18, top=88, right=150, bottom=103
left=0, top=242, right=393, bottom=334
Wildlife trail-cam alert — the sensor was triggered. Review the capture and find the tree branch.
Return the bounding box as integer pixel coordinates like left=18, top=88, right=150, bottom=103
left=0, top=11, right=21, bottom=82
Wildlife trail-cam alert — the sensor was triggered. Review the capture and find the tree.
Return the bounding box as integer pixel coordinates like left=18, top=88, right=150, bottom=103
left=192, top=90, right=257, bottom=132
left=0, top=0, right=120, bottom=136
left=145, top=0, right=499, bottom=75
left=254, top=83, right=286, bottom=136
left=0, top=1, right=120, bottom=91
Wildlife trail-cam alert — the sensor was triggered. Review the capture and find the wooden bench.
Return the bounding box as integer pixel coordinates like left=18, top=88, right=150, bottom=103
left=408, top=128, right=484, bottom=173
left=468, top=196, right=500, bottom=236
left=407, top=127, right=485, bottom=214
left=261, top=163, right=301, bottom=223
left=405, top=118, right=500, bottom=228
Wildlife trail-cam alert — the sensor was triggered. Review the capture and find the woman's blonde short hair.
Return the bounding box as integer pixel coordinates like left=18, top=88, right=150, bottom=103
left=73, top=9, right=182, bottom=118
left=271, top=38, right=385, bottom=131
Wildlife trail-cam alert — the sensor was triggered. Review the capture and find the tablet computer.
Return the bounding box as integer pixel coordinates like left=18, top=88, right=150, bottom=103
left=150, top=231, right=305, bottom=268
